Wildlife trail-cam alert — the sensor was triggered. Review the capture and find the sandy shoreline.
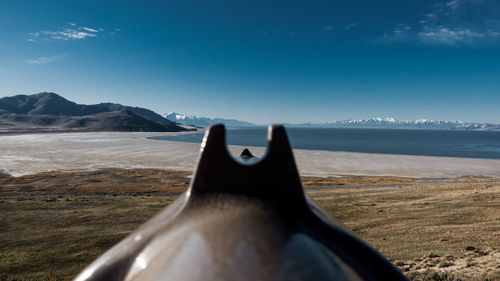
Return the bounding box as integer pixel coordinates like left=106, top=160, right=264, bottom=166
left=1, top=131, right=500, bottom=178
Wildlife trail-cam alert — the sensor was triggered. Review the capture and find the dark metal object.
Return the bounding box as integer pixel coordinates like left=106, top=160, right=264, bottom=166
left=75, top=124, right=408, bottom=281
left=239, top=148, right=255, bottom=161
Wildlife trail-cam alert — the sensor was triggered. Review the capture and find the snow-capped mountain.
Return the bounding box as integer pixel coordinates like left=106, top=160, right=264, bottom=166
left=295, top=117, right=499, bottom=130
left=164, top=112, right=254, bottom=128
left=163, top=112, right=499, bottom=130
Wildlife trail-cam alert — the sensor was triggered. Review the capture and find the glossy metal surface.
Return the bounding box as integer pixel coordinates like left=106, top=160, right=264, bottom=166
left=75, top=124, right=408, bottom=281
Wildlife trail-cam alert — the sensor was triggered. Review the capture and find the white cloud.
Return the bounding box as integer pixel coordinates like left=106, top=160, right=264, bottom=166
left=446, top=0, right=461, bottom=10
left=344, top=22, right=357, bottom=31
left=109, top=28, right=122, bottom=36
left=376, top=24, right=414, bottom=43
left=425, top=12, right=438, bottom=19
left=418, top=27, right=486, bottom=45
left=82, top=27, right=99, bottom=33
left=444, top=0, right=480, bottom=13
left=28, top=23, right=105, bottom=42
left=25, top=54, right=65, bottom=65
left=42, top=29, right=96, bottom=40
left=324, top=25, right=333, bottom=31
left=378, top=0, right=500, bottom=46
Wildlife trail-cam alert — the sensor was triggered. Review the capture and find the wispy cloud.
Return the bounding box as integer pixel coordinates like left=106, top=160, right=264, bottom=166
left=378, top=24, right=413, bottom=43
left=418, top=26, right=497, bottom=45
left=109, top=28, right=121, bottom=35
left=30, top=30, right=96, bottom=41
left=379, top=0, right=500, bottom=46
left=25, top=54, right=65, bottom=65
left=444, top=0, right=481, bottom=14
left=82, top=27, right=99, bottom=33
left=324, top=25, right=333, bottom=31
left=27, top=23, right=113, bottom=42
left=344, top=22, right=357, bottom=31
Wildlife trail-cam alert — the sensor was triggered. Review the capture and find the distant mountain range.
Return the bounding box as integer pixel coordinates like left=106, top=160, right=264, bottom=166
left=294, top=117, right=500, bottom=130
left=0, top=92, right=187, bottom=133
left=164, top=112, right=499, bottom=131
left=2, top=93, right=497, bottom=133
left=164, top=112, right=254, bottom=127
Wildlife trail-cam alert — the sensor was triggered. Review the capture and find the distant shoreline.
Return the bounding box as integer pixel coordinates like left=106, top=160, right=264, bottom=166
left=0, top=128, right=200, bottom=137
left=1, top=131, right=500, bottom=178
left=151, top=127, right=500, bottom=160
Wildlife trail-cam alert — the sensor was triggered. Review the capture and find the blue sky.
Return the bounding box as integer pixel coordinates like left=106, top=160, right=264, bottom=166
left=1, top=0, right=499, bottom=124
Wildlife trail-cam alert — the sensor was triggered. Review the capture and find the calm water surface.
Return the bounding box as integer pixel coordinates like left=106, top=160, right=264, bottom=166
left=150, top=127, right=500, bottom=160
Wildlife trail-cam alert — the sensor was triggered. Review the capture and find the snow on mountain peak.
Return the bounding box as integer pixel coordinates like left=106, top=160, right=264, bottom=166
left=164, top=112, right=186, bottom=120
left=307, top=117, right=475, bottom=129
left=163, top=112, right=253, bottom=127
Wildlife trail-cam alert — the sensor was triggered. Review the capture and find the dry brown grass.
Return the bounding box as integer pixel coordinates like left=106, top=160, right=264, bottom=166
left=304, top=175, right=500, bottom=280
left=1, top=169, right=498, bottom=280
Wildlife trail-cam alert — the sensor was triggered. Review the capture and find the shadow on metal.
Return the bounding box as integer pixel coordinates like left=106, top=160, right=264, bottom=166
left=75, top=124, right=408, bottom=281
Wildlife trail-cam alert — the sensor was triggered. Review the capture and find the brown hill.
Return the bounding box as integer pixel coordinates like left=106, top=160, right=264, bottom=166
left=0, top=92, right=188, bottom=133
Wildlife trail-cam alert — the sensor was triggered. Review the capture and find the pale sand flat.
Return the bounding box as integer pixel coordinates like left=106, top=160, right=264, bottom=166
left=1, top=131, right=500, bottom=178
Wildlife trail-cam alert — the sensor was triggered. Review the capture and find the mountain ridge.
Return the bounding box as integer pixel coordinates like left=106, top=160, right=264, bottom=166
left=0, top=93, right=187, bottom=133
left=164, top=112, right=499, bottom=130
left=2, top=93, right=497, bottom=131
left=293, top=117, right=500, bottom=130
left=164, top=112, right=254, bottom=127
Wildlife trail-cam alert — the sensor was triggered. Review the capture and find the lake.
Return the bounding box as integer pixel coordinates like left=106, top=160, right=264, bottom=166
left=150, top=127, right=500, bottom=160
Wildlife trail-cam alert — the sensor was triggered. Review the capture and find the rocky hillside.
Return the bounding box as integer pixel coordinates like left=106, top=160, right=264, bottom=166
left=0, top=92, right=187, bottom=133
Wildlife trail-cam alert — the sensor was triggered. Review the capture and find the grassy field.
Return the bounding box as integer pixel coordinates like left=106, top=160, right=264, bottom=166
left=1, top=169, right=499, bottom=280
